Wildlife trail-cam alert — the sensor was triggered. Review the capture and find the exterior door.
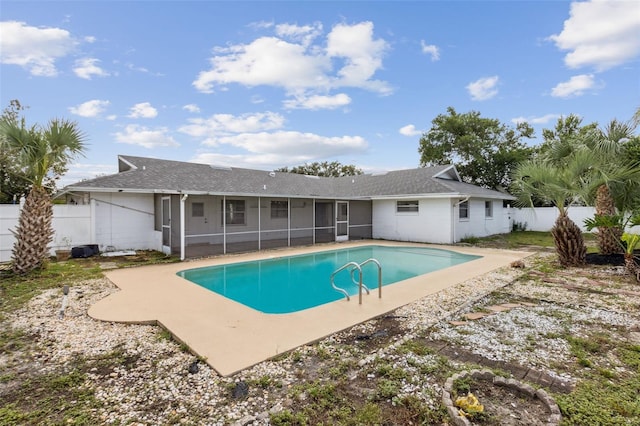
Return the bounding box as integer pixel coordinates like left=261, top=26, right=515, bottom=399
left=161, top=197, right=171, bottom=254
left=188, top=197, right=209, bottom=237
left=336, top=201, right=349, bottom=242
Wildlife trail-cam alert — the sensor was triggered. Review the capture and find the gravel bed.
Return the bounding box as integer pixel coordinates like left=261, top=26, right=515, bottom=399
left=5, top=252, right=637, bottom=424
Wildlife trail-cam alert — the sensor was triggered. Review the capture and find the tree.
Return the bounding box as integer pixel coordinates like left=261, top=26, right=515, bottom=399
left=536, top=114, right=598, bottom=160
left=418, top=107, right=535, bottom=190
left=0, top=100, right=31, bottom=203
left=276, top=161, right=363, bottom=177
left=540, top=115, right=640, bottom=254
left=0, top=116, right=87, bottom=274
left=590, top=119, right=640, bottom=254
left=511, top=150, right=601, bottom=266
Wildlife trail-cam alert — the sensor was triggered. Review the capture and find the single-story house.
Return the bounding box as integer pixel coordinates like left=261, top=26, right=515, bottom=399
left=64, top=155, right=515, bottom=259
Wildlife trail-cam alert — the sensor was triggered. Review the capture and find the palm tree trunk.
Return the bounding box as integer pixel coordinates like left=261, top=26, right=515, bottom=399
left=551, top=212, right=586, bottom=267
left=11, top=186, right=53, bottom=274
left=595, top=185, right=622, bottom=255
left=623, top=253, right=639, bottom=281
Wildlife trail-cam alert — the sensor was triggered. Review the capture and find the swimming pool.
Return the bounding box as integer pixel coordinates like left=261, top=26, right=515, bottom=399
left=177, top=245, right=481, bottom=314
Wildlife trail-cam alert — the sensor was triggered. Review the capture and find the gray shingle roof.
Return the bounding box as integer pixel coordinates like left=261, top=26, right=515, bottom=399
left=66, top=155, right=514, bottom=200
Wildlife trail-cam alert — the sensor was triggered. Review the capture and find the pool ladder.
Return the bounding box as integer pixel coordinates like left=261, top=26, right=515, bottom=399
left=330, top=258, right=382, bottom=304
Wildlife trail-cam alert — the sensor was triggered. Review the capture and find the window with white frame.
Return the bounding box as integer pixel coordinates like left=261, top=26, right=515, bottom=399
left=271, top=200, right=288, bottom=219
left=397, top=200, right=419, bottom=213
left=222, top=199, right=245, bottom=225
left=485, top=201, right=493, bottom=218
left=459, top=200, right=469, bottom=219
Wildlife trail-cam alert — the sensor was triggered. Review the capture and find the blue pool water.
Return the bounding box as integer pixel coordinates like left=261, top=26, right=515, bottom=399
left=177, top=245, right=481, bottom=314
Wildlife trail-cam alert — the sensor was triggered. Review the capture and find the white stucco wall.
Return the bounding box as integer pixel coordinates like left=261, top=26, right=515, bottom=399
left=92, top=192, right=160, bottom=252
left=373, top=198, right=511, bottom=244
left=454, top=199, right=510, bottom=241
left=372, top=198, right=453, bottom=244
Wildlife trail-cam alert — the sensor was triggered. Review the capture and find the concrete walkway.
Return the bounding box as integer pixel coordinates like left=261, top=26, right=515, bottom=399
left=89, top=241, right=529, bottom=376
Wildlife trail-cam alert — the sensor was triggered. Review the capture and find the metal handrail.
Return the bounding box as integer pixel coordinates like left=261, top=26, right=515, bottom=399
left=330, top=261, right=361, bottom=301
left=331, top=258, right=383, bottom=304
left=350, top=267, right=370, bottom=295
left=360, top=258, right=382, bottom=299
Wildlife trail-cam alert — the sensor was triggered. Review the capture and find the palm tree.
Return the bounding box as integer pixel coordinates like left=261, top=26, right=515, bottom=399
left=540, top=117, right=640, bottom=255
left=0, top=118, right=86, bottom=274
left=511, top=150, right=601, bottom=266
left=588, top=119, right=639, bottom=254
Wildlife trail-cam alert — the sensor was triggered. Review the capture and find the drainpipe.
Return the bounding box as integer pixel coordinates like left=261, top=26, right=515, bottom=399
left=452, top=196, right=470, bottom=244
left=180, top=194, right=188, bottom=260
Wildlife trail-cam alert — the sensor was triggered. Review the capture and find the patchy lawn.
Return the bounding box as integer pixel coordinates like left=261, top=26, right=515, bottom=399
left=1, top=240, right=638, bottom=425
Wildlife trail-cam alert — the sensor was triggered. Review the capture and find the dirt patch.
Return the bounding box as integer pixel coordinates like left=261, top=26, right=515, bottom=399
left=586, top=250, right=639, bottom=266
left=349, top=314, right=406, bottom=351
left=464, top=380, right=553, bottom=425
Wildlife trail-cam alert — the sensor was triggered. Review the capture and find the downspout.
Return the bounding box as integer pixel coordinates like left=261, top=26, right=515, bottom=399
left=452, top=195, right=470, bottom=244
left=180, top=194, right=188, bottom=260
left=89, top=195, right=96, bottom=247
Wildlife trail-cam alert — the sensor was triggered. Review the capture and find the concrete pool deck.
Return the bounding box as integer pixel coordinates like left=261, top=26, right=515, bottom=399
left=89, top=241, right=530, bottom=376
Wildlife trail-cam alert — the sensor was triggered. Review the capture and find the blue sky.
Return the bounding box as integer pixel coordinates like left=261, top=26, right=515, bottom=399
left=2, top=1, right=639, bottom=187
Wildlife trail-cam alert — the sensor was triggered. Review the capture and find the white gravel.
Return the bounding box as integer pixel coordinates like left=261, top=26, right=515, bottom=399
left=5, top=252, right=639, bottom=424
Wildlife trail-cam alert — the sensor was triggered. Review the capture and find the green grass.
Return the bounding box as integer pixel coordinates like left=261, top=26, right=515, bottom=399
left=0, top=251, right=179, bottom=425
left=0, top=368, right=100, bottom=425
left=465, top=230, right=597, bottom=250
left=0, top=251, right=178, bottom=317
left=0, top=261, right=103, bottom=319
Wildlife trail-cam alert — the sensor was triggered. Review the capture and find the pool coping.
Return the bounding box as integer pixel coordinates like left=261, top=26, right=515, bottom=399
left=89, top=241, right=530, bottom=376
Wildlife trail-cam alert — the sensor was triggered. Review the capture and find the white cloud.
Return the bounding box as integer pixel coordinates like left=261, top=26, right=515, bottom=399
left=283, top=93, right=351, bottom=110
left=191, top=132, right=368, bottom=169
left=183, top=104, right=201, bottom=113
left=128, top=102, right=158, bottom=118
left=68, top=99, right=110, bottom=117
left=194, top=36, right=329, bottom=93
left=420, top=40, right=440, bottom=61
left=275, top=22, right=323, bottom=47
left=549, top=0, right=640, bottom=71
left=180, top=112, right=285, bottom=144
left=84, top=36, right=96, bottom=43
left=399, top=124, right=422, bottom=137
left=59, top=162, right=116, bottom=187
left=114, top=124, right=178, bottom=148
left=0, top=20, right=76, bottom=76
left=551, top=74, right=595, bottom=98
left=214, top=131, right=367, bottom=157
left=180, top=111, right=367, bottom=166
left=73, top=57, right=109, bottom=79
left=511, top=114, right=560, bottom=125
left=466, top=76, right=499, bottom=101
left=326, top=22, right=391, bottom=94
left=193, top=21, right=391, bottom=99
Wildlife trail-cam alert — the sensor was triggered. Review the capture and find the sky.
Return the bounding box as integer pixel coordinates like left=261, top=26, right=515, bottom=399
left=1, top=0, right=639, bottom=187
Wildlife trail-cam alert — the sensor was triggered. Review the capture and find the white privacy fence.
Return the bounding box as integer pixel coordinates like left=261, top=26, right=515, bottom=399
left=0, top=204, right=92, bottom=263
left=511, top=206, right=596, bottom=232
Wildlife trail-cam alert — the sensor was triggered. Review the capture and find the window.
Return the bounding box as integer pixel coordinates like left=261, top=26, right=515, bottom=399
left=222, top=200, right=245, bottom=225
left=397, top=200, right=419, bottom=213
left=271, top=200, right=288, bottom=219
left=192, top=202, right=204, bottom=217
left=485, top=201, right=493, bottom=218
left=459, top=201, right=469, bottom=219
